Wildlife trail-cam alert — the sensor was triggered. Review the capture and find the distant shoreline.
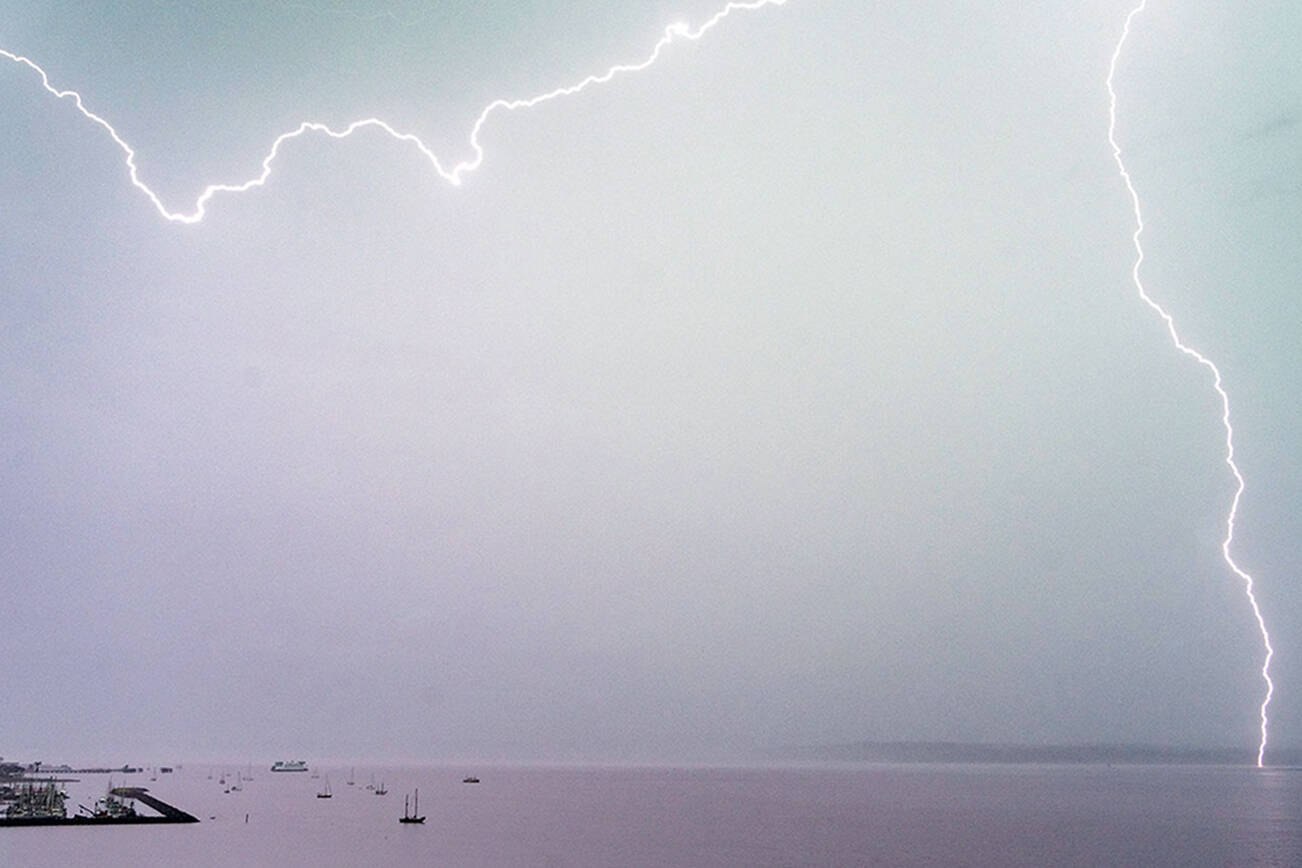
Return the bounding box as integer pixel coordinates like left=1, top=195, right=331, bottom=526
left=772, top=741, right=1302, bottom=766
left=7, top=749, right=1302, bottom=772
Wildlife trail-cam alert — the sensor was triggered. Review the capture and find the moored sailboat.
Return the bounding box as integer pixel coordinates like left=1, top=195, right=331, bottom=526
left=399, top=789, right=425, bottom=823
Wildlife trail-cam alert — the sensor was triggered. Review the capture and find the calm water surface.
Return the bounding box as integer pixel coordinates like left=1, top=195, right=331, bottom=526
left=2, top=763, right=1299, bottom=866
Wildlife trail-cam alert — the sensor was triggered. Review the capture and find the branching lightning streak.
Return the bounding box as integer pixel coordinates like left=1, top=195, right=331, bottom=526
left=1108, top=1, right=1274, bottom=767
left=0, top=0, right=786, bottom=223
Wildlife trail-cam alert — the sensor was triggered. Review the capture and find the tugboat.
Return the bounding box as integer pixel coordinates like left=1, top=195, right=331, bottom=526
left=88, top=784, right=138, bottom=819
left=399, top=789, right=425, bottom=824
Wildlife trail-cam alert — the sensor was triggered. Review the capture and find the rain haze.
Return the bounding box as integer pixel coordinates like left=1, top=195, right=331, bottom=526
left=1, top=0, right=1299, bottom=766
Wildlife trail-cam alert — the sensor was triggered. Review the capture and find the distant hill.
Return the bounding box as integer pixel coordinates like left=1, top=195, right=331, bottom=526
left=773, top=741, right=1302, bottom=766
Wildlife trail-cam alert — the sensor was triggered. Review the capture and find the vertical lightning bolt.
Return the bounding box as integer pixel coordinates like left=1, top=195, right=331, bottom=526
left=0, top=0, right=786, bottom=223
left=1107, top=1, right=1274, bottom=767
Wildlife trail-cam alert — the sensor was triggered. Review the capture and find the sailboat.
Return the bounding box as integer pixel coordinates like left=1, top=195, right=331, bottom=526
left=399, top=789, right=425, bottom=823
left=316, top=776, right=332, bottom=799
left=374, top=780, right=388, bottom=796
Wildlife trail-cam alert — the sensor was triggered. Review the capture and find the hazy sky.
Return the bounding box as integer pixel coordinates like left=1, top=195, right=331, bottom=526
left=1, top=0, right=1298, bottom=764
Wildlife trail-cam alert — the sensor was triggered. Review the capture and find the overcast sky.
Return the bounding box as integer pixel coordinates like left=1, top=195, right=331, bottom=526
left=1, top=0, right=1298, bottom=764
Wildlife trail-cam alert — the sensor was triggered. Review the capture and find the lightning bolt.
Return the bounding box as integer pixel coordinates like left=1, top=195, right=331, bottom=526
left=1, top=0, right=786, bottom=224
left=1108, top=1, right=1274, bottom=767
left=1, top=0, right=1278, bottom=764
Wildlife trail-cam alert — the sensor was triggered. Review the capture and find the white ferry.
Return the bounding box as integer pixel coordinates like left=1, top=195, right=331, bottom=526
left=270, top=760, right=309, bottom=773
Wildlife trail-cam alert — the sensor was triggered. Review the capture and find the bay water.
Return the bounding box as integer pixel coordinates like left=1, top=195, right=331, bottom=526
left=2, top=763, right=1299, bottom=866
